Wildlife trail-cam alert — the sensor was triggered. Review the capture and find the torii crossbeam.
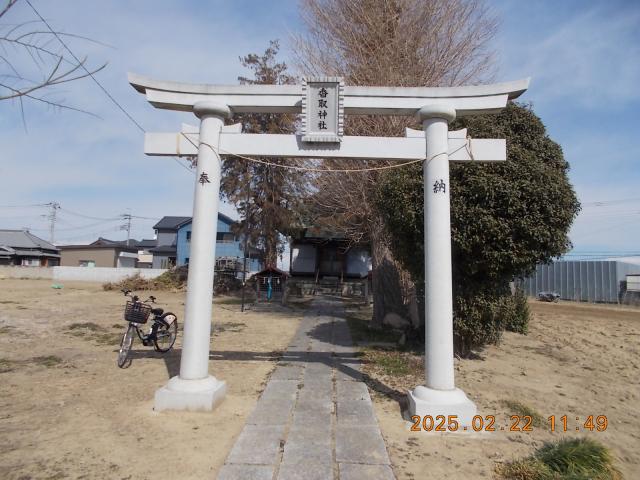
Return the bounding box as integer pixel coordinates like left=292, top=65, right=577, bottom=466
left=129, top=73, right=529, bottom=425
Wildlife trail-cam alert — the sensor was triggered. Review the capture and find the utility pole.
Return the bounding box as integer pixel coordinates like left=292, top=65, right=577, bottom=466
left=47, top=202, right=60, bottom=244
left=120, top=213, right=132, bottom=246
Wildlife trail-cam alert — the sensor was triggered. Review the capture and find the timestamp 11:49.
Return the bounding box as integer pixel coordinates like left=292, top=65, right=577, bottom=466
left=410, top=415, right=608, bottom=432
left=548, top=415, right=608, bottom=432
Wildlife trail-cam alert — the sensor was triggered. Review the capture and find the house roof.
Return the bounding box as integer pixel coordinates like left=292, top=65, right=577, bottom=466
left=90, top=237, right=135, bottom=246
left=58, top=238, right=138, bottom=253
left=88, top=237, right=156, bottom=248
left=12, top=249, right=60, bottom=258
left=153, top=216, right=191, bottom=230
left=256, top=266, right=288, bottom=277
left=0, top=229, right=59, bottom=252
left=149, top=245, right=177, bottom=254
left=137, top=238, right=157, bottom=248
left=217, top=212, right=236, bottom=225
left=154, top=214, right=237, bottom=231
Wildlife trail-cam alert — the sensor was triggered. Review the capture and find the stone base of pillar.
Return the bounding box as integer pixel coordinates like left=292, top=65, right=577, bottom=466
left=154, top=375, right=226, bottom=412
left=408, top=385, right=477, bottom=427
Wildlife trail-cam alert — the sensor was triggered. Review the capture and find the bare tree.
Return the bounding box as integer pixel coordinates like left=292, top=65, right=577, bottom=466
left=294, top=0, right=498, bottom=327
left=0, top=0, right=106, bottom=120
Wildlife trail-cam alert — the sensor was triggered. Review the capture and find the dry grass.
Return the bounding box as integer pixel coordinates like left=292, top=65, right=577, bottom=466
left=496, top=437, right=623, bottom=480
left=65, top=322, right=123, bottom=346
left=0, top=354, right=64, bottom=373
left=501, top=399, right=545, bottom=427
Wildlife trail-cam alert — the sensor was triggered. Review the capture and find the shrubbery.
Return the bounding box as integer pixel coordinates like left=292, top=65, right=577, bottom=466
left=376, top=103, right=580, bottom=356
left=497, top=437, right=622, bottom=480
left=103, top=266, right=243, bottom=295
left=504, top=286, right=530, bottom=334
left=103, top=266, right=189, bottom=291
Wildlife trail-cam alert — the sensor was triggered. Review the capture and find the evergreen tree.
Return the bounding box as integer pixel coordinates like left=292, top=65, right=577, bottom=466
left=376, top=103, right=580, bottom=354
left=221, top=41, right=309, bottom=267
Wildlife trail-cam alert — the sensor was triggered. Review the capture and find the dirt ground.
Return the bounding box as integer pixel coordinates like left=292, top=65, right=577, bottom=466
left=1, top=280, right=639, bottom=479
left=0, top=279, right=302, bottom=480
left=367, top=301, right=640, bottom=479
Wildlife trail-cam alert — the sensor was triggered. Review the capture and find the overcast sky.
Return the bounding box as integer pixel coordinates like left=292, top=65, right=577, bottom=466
left=1, top=0, right=638, bottom=260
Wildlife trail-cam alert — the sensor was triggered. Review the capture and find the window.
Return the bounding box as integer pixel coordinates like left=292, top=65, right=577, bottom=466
left=216, top=232, right=235, bottom=242
left=186, top=231, right=191, bottom=242
left=21, top=258, right=40, bottom=267
left=79, top=260, right=96, bottom=268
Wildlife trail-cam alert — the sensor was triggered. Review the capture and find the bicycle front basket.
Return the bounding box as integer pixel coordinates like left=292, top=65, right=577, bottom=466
left=124, top=301, right=152, bottom=324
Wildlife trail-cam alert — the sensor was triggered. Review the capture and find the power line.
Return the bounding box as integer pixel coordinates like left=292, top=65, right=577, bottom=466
left=55, top=226, right=123, bottom=243
left=24, top=0, right=144, bottom=133
left=58, top=207, right=120, bottom=221
left=0, top=203, right=50, bottom=208
left=581, top=197, right=640, bottom=207
left=130, top=214, right=161, bottom=221
left=29, top=218, right=122, bottom=232
left=24, top=0, right=194, bottom=174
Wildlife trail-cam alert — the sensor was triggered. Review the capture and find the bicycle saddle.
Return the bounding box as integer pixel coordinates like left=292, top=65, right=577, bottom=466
left=151, top=307, right=164, bottom=316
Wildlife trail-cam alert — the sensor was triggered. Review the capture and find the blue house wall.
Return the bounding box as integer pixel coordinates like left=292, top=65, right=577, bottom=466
left=176, top=216, right=261, bottom=271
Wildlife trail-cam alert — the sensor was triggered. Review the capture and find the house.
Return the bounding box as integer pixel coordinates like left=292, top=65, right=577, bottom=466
left=59, top=237, right=139, bottom=268
left=289, top=227, right=370, bottom=279
left=135, top=238, right=157, bottom=268
left=150, top=215, right=262, bottom=272
left=0, top=229, right=60, bottom=266
left=175, top=214, right=262, bottom=272
left=149, top=216, right=191, bottom=269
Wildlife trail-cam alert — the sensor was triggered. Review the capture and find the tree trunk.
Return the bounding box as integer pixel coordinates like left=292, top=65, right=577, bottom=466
left=370, top=220, right=405, bottom=329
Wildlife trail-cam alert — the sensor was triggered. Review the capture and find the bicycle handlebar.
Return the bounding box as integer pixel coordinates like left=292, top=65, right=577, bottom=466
left=121, top=289, right=156, bottom=303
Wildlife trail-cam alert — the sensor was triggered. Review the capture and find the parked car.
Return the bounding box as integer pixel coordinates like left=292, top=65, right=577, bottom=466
left=538, top=291, right=560, bottom=303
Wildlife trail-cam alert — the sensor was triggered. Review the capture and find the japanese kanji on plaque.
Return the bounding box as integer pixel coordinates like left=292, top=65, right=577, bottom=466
left=301, top=76, right=344, bottom=143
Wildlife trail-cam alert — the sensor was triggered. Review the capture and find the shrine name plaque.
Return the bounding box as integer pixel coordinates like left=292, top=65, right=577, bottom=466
left=301, top=76, right=344, bottom=143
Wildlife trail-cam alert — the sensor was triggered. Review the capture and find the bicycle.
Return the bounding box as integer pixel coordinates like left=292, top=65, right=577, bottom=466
left=117, top=289, right=178, bottom=368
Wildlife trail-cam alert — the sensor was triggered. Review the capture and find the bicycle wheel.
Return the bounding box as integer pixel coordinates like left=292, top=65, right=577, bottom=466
left=117, top=323, right=135, bottom=368
left=153, top=313, right=178, bottom=352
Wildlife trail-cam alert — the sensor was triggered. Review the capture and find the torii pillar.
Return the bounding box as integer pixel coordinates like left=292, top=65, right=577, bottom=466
left=408, top=105, right=477, bottom=425
left=154, top=101, right=230, bottom=411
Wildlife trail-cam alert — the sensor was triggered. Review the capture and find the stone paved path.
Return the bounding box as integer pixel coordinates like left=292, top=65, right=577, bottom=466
left=217, top=297, right=395, bottom=480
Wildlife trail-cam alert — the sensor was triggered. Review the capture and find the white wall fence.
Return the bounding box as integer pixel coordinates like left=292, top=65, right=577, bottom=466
left=0, top=266, right=167, bottom=283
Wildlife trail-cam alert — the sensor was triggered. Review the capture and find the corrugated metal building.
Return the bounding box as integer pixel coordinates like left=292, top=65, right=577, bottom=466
left=522, top=257, right=640, bottom=303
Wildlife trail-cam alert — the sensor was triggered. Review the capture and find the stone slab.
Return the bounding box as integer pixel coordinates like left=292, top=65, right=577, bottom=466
left=259, top=380, right=300, bottom=401
left=335, top=425, right=391, bottom=465
left=270, top=365, right=304, bottom=381
left=338, top=463, right=395, bottom=480
left=336, top=399, right=377, bottom=426
left=295, top=395, right=333, bottom=411
left=282, top=428, right=332, bottom=465
left=337, top=380, right=371, bottom=403
left=217, top=464, right=274, bottom=480
left=227, top=425, right=285, bottom=465
left=278, top=462, right=333, bottom=480
left=334, top=365, right=363, bottom=382
left=291, top=407, right=333, bottom=431
left=304, top=362, right=333, bottom=380
left=298, top=385, right=333, bottom=403
left=247, top=398, right=295, bottom=426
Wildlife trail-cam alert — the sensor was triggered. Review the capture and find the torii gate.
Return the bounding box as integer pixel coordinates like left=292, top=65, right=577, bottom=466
left=129, top=73, right=529, bottom=426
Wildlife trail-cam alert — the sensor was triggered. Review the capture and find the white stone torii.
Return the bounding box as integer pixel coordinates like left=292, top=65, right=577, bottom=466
left=129, top=73, right=529, bottom=426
